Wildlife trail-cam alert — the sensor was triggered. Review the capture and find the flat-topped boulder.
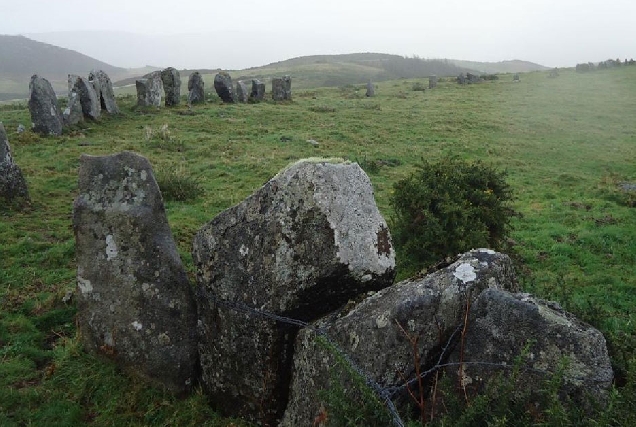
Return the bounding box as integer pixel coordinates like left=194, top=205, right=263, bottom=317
left=272, top=75, right=292, bottom=101
left=160, top=67, right=181, bottom=106
left=250, top=79, right=265, bottom=101
left=193, top=159, right=396, bottom=425
left=136, top=72, right=163, bottom=107
left=73, top=151, right=198, bottom=393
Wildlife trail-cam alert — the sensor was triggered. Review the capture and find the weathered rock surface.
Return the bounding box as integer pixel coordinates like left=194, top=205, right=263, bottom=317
left=28, top=75, right=63, bottom=136
left=272, top=75, right=292, bottom=101
left=235, top=80, right=248, bottom=103
left=366, top=80, right=375, bottom=97
left=63, top=90, right=84, bottom=127
left=160, top=67, right=181, bottom=106
left=187, top=71, right=205, bottom=104
left=88, top=70, right=119, bottom=114
left=281, top=249, right=517, bottom=426
left=467, top=72, right=481, bottom=84
left=214, top=72, right=235, bottom=103
left=0, top=122, right=29, bottom=202
left=136, top=72, right=163, bottom=107
left=457, top=73, right=466, bottom=84
left=73, top=151, right=198, bottom=393
left=513, top=73, right=520, bottom=82
left=193, top=159, right=396, bottom=425
left=250, top=79, right=265, bottom=101
left=429, top=75, right=438, bottom=89
left=445, top=288, right=613, bottom=408
left=68, top=74, right=101, bottom=120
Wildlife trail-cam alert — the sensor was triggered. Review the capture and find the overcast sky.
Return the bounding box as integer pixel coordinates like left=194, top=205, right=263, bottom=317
left=3, top=0, right=635, bottom=69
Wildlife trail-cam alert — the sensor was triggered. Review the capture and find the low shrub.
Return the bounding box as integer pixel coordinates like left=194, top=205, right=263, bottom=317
left=156, top=167, right=203, bottom=202
left=390, top=157, right=515, bottom=277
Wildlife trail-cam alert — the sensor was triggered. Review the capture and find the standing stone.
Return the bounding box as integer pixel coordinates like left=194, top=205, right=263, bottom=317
left=250, top=79, right=265, bottom=101
left=187, top=71, right=205, bottom=104
left=272, top=75, right=292, bottom=101
left=68, top=74, right=101, bottom=120
left=235, top=80, right=249, bottom=103
left=193, top=159, right=396, bottom=425
left=63, top=90, right=84, bottom=127
left=160, top=67, right=181, bottom=106
left=429, top=75, right=438, bottom=89
left=214, top=72, right=235, bottom=103
left=28, top=75, right=63, bottom=136
left=88, top=70, right=119, bottom=114
left=136, top=72, right=163, bottom=107
left=467, top=72, right=481, bottom=84
left=73, top=151, right=198, bottom=393
left=0, top=122, right=30, bottom=203
left=366, top=80, right=375, bottom=97
left=457, top=73, right=466, bottom=84
left=513, top=73, right=520, bottom=82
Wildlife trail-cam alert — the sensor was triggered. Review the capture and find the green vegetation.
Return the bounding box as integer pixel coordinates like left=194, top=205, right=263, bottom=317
left=391, top=157, right=514, bottom=278
left=1, top=66, right=635, bottom=425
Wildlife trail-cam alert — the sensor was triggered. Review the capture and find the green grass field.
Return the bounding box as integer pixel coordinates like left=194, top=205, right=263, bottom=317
left=1, top=66, right=635, bottom=426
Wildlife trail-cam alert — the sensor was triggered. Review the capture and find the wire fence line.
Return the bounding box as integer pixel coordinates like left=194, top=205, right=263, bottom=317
left=198, top=289, right=604, bottom=426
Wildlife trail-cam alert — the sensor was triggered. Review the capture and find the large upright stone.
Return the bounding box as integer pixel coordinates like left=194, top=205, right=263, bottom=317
left=272, top=75, right=292, bottom=100
left=214, top=72, right=235, bottom=103
left=187, top=71, right=205, bottom=104
left=235, top=80, right=248, bottom=103
left=73, top=151, right=198, bottom=393
left=160, top=67, right=181, bottom=106
left=88, top=70, right=119, bottom=114
left=28, top=75, right=63, bottom=136
left=250, top=79, right=265, bottom=101
left=429, top=75, right=438, bottom=89
left=457, top=73, right=466, bottom=85
left=193, top=159, right=396, bottom=425
left=467, top=72, right=481, bottom=84
left=63, top=90, right=84, bottom=127
left=366, top=80, right=375, bottom=97
left=68, top=74, right=101, bottom=120
left=0, top=122, right=29, bottom=203
left=136, top=72, right=163, bottom=107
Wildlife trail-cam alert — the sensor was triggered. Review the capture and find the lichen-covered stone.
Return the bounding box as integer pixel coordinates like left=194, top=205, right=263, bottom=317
left=187, top=71, right=205, bottom=104
left=88, top=69, right=119, bottom=114
left=160, top=67, right=181, bottom=106
left=250, top=79, right=265, bottom=101
left=445, top=288, right=613, bottom=409
left=136, top=72, right=163, bottom=107
left=63, top=90, right=84, bottom=127
left=73, top=151, right=198, bottom=393
left=281, top=249, right=517, bottom=426
left=28, top=75, right=63, bottom=136
left=193, top=159, right=396, bottom=425
left=214, top=72, right=235, bottom=103
left=235, top=80, right=248, bottom=103
left=272, top=75, right=292, bottom=101
left=0, top=122, right=29, bottom=203
left=68, top=74, right=101, bottom=120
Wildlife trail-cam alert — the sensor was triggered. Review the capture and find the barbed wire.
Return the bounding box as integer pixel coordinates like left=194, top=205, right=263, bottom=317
left=198, top=288, right=604, bottom=427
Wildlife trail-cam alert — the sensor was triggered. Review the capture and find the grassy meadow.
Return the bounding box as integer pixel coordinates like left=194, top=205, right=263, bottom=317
left=1, top=66, right=635, bottom=425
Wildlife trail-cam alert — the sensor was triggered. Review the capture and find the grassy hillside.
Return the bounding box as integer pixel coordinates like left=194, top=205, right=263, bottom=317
left=450, top=59, right=550, bottom=74
left=1, top=66, right=635, bottom=425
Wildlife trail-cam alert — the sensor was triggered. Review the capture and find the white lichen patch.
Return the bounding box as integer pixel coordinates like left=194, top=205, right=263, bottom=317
left=140, top=170, right=147, bottom=181
left=239, top=244, right=249, bottom=257
left=376, top=313, right=390, bottom=328
left=158, top=333, right=171, bottom=346
left=77, top=276, right=93, bottom=294
left=131, top=321, right=143, bottom=331
left=349, top=332, right=360, bottom=351
left=453, top=263, right=477, bottom=283
left=478, top=248, right=496, bottom=255
left=105, top=234, right=118, bottom=260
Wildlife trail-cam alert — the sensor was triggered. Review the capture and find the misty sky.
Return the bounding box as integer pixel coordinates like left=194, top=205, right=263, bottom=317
left=3, top=0, right=636, bottom=69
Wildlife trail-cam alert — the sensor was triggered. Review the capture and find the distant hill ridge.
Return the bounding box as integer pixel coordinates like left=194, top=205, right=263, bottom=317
left=0, top=35, right=125, bottom=78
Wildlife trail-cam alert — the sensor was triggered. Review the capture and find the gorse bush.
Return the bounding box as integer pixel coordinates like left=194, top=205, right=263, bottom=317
left=390, top=157, right=514, bottom=277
